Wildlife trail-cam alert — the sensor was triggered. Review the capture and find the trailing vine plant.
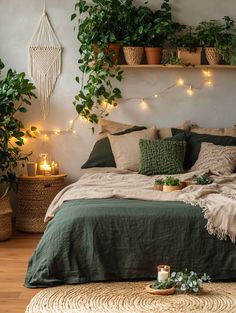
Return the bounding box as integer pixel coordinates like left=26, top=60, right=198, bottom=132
left=71, top=0, right=125, bottom=126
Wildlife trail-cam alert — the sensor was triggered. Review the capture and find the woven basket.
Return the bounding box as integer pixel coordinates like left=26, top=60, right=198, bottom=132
left=0, top=196, right=12, bottom=241
left=15, top=177, right=65, bottom=233
left=205, top=47, right=221, bottom=65
left=123, top=47, right=144, bottom=65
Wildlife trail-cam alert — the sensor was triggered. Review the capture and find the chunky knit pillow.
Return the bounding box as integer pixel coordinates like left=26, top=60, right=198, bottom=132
left=139, top=139, right=186, bottom=175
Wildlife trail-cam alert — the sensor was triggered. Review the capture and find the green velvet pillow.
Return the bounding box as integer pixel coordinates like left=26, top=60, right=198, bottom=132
left=172, top=128, right=236, bottom=169
left=81, top=126, right=146, bottom=168
left=139, top=139, right=186, bottom=175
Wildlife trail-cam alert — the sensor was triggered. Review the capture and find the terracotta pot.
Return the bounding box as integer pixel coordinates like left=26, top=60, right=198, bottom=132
left=146, top=285, right=176, bottom=295
left=0, top=195, right=12, bottom=241
left=145, top=47, right=163, bottom=65
left=93, top=43, right=121, bottom=64
left=108, top=43, right=121, bottom=64
left=163, top=185, right=181, bottom=192
left=205, top=47, right=221, bottom=65
left=123, top=47, right=144, bottom=65
left=154, top=184, right=163, bottom=191
left=177, top=47, right=202, bottom=65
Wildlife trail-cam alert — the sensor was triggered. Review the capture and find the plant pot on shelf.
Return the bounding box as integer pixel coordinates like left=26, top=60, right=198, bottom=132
left=0, top=195, right=12, bottom=241
left=163, top=185, right=181, bottom=192
left=123, top=47, right=144, bottom=65
left=145, top=47, right=163, bottom=65
left=177, top=47, right=202, bottom=65
left=108, top=43, right=121, bottom=64
left=205, top=47, right=221, bottom=65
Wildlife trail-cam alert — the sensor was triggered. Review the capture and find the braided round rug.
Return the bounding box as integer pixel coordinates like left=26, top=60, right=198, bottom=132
left=25, top=282, right=236, bottom=313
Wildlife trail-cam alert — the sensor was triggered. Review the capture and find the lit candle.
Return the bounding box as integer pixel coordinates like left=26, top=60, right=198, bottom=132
left=157, top=265, right=170, bottom=283
left=39, top=160, right=52, bottom=176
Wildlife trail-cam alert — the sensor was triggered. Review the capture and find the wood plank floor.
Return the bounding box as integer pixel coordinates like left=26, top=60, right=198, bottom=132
left=0, top=231, right=42, bottom=313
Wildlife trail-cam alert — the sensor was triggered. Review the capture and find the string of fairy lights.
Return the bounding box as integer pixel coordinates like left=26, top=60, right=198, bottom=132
left=24, top=69, right=213, bottom=142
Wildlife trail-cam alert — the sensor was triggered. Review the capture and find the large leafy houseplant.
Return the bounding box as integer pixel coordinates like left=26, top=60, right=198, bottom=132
left=72, top=0, right=124, bottom=125
left=0, top=59, right=36, bottom=197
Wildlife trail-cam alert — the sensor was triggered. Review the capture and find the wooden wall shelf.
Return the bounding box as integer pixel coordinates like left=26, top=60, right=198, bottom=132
left=118, top=64, right=236, bottom=69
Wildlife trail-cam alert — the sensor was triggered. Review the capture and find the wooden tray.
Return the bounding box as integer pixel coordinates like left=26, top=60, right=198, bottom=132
left=146, top=285, right=176, bottom=295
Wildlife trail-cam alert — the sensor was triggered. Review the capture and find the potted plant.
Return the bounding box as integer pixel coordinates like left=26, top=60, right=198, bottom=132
left=176, top=26, right=202, bottom=65
left=0, top=59, right=36, bottom=240
left=146, top=270, right=210, bottom=295
left=192, top=173, right=213, bottom=185
left=143, top=0, right=183, bottom=65
left=215, top=16, right=236, bottom=65
left=196, top=17, right=232, bottom=65
left=122, top=3, right=146, bottom=65
left=154, top=178, right=164, bottom=191
left=72, top=0, right=124, bottom=124
left=163, top=176, right=181, bottom=192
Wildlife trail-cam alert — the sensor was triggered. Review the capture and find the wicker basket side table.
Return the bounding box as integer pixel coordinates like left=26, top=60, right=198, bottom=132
left=0, top=196, right=12, bottom=241
left=15, top=174, right=67, bottom=233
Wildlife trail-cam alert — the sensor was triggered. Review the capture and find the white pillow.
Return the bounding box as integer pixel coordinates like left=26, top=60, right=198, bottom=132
left=191, top=142, right=236, bottom=175
left=108, top=127, right=157, bottom=171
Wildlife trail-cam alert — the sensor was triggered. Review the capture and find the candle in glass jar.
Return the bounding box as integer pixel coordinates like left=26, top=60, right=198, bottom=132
left=51, top=161, right=59, bottom=175
left=39, top=160, right=52, bottom=176
left=158, top=268, right=169, bottom=282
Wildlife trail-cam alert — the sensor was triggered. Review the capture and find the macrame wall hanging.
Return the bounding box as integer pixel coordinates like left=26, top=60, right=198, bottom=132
left=29, top=0, right=62, bottom=119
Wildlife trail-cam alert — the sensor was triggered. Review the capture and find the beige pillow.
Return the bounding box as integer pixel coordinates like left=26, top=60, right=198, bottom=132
left=108, top=127, right=157, bottom=171
left=191, top=126, right=236, bottom=137
left=191, top=142, right=236, bottom=175
left=158, top=120, right=192, bottom=139
left=98, top=118, right=134, bottom=139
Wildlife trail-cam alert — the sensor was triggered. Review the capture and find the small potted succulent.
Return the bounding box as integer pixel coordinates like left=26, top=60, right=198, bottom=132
left=176, top=26, right=202, bottom=65
left=154, top=178, right=164, bottom=191
left=146, top=269, right=210, bottom=295
left=163, top=176, right=181, bottom=192
left=192, top=173, right=213, bottom=185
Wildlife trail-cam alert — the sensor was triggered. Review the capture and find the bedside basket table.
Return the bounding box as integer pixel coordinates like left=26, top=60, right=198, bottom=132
left=15, top=174, right=67, bottom=233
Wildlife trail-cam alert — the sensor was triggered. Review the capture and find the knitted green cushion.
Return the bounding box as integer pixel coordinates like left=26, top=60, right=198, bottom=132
left=139, top=139, right=186, bottom=175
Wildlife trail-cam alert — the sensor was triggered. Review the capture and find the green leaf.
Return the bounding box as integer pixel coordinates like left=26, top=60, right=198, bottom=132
left=71, top=13, right=76, bottom=21
left=19, top=107, right=27, bottom=113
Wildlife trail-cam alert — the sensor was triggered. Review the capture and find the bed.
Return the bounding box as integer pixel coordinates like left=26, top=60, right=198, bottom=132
left=25, top=170, right=236, bottom=288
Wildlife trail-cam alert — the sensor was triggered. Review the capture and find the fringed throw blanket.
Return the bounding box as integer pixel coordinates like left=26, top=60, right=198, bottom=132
left=46, top=171, right=236, bottom=243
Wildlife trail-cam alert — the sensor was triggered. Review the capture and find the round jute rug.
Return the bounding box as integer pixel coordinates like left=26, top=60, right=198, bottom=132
left=25, top=282, right=236, bottom=313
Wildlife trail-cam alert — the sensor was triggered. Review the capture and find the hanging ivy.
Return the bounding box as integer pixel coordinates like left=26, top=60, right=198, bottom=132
left=71, top=0, right=126, bottom=125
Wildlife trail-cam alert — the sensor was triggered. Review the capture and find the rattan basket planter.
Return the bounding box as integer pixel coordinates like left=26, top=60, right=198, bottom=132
left=0, top=196, right=12, bottom=241
left=205, top=47, right=221, bottom=65
left=15, top=174, right=66, bottom=233
left=123, top=47, right=144, bottom=65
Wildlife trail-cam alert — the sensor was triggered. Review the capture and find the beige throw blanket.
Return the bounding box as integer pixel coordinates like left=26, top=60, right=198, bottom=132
left=45, top=171, right=236, bottom=243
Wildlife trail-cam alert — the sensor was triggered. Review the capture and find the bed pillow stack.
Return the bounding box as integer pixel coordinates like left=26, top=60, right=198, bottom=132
left=172, top=128, right=236, bottom=174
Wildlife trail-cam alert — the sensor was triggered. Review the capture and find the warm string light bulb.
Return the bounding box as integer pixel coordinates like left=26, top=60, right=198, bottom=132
left=205, top=80, right=213, bottom=87
left=203, top=69, right=212, bottom=77
left=187, top=86, right=193, bottom=96
left=140, top=98, right=148, bottom=110
left=154, top=94, right=159, bottom=98
left=177, top=78, right=184, bottom=86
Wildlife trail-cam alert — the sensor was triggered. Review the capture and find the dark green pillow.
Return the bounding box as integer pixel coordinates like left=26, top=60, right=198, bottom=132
left=139, top=139, right=186, bottom=175
left=81, top=126, right=146, bottom=168
left=172, top=128, right=236, bottom=169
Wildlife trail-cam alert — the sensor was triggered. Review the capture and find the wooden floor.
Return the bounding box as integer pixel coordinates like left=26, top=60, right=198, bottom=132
left=0, top=231, right=42, bottom=313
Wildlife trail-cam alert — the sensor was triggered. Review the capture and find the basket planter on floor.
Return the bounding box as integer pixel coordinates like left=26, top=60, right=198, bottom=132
left=145, top=47, right=163, bottom=65
left=205, top=47, right=221, bottom=65
left=0, top=195, right=12, bottom=241
left=123, top=47, right=144, bottom=65
left=177, top=47, right=202, bottom=65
